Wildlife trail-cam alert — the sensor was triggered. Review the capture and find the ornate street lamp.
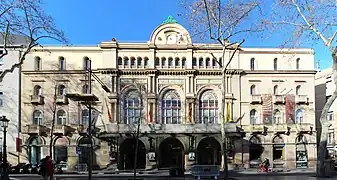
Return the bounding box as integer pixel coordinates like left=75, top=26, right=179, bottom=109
left=0, top=116, right=10, bottom=180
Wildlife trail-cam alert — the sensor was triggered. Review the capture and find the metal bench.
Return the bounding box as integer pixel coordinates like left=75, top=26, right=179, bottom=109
left=191, top=165, right=220, bottom=180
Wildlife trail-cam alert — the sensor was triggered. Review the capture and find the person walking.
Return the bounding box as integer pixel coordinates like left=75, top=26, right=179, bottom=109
left=43, top=156, right=55, bottom=180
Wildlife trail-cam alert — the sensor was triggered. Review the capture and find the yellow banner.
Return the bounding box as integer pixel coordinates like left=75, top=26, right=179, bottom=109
left=226, top=103, right=231, bottom=122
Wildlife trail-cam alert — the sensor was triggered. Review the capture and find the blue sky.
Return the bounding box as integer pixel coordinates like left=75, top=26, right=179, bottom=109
left=41, top=0, right=332, bottom=70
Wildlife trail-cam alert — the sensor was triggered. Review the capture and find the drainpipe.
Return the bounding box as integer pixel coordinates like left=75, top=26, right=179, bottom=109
left=17, top=49, right=22, bottom=164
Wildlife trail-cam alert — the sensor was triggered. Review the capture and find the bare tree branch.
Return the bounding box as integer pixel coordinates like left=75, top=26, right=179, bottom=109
left=0, top=20, right=9, bottom=59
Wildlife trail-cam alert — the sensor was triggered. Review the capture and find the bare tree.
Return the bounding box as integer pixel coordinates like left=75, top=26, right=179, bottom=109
left=180, top=0, right=261, bottom=178
left=0, top=0, right=66, bottom=82
left=260, top=0, right=337, bottom=177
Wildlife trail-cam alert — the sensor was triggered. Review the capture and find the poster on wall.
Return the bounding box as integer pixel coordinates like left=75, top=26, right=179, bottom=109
left=188, top=152, right=195, bottom=161
left=285, top=94, right=295, bottom=124
left=148, top=152, right=156, bottom=161
left=262, top=94, right=273, bottom=124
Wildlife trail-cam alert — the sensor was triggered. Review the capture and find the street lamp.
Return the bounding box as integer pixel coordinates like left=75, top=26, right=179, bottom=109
left=0, top=116, right=10, bottom=180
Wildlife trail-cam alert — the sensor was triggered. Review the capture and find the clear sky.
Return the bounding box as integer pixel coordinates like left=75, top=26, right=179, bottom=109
left=41, top=0, right=332, bottom=70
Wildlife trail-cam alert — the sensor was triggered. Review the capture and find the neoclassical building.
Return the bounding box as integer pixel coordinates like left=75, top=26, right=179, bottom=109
left=19, top=17, right=316, bottom=170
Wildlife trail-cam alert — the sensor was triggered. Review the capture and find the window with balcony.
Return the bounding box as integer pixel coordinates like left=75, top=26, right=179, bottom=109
left=328, top=111, right=334, bottom=121
left=33, top=110, right=43, bottom=125
left=162, top=90, right=181, bottom=124
left=82, top=84, right=89, bottom=94
left=273, top=58, right=278, bottom=70
left=33, top=85, right=42, bottom=96
left=295, top=109, right=303, bottom=124
left=250, top=109, right=260, bottom=124
left=124, top=90, right=141, bottom=124
left=81, top=109, right=89, bottom=125
left=199, top=90, right=218, bottom=124
left=273, top=109, right=281, bottom=124
left=273, top=85, right=278, bottom=95
left=83, top=57, right=90, bottom=70
left=296, top=85, right=301, bottom=95
left=58, top=85, right=66, bottom=96
left=34, top=56, right=41, bottom=71
left=59, top=56, right=65, bottom=70
left=56, top=110, right=67, bottom=125
left=250, top=58, right=255, bottom=70
left=250, top=85, right=256, bottom=95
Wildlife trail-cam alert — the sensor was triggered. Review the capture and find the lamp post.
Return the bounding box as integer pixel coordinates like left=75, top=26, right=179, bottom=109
left=0, top=116, right=10, bottom=180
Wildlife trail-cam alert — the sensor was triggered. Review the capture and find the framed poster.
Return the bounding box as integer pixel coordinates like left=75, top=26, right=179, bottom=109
left=148, top=152, right=156, bottom=161
left=188, top=152, right=195, bottom=161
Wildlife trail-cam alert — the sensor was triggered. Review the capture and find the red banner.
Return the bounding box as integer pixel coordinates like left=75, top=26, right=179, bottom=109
left=285, top=94, right=295, bottom=124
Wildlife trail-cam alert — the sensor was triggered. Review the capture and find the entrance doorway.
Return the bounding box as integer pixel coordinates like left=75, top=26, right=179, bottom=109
left=197, top=137, right=221, bottom=165
left=159, top=137, right=184, bottom=169
left=296, top=135, right=308, bottom=168
left=28, top=136, right=43, bottom=166
left=249, top=135, right=264, bottom=168
left=119, top=138, right=146, bottom=170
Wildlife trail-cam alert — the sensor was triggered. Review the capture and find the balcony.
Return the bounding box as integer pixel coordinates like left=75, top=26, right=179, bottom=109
left=287, top=123, right=313, bottom=133
left=53, top=124, right=75, bottom=135
left=273, top=124, right=288, bottom=133
left=273, top=95, right=285, bottom=104
left=242, top=124, right=266, bottom=133
left=250, top=95, right=262, bottom=104
left=77, top=125, right=89, bottom=135
left=56, top=95, right=69, bottom=104
left=225, top=93, right=235, bottom=99
left=22, top=124, right=49, bottom=135
left=296, top=95, right=308, bottom=104
left=30, top=95, right=44, bottom=105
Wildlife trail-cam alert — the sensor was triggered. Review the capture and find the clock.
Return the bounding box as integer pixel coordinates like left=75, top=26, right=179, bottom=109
left=166, top=34, right=177, bottom=44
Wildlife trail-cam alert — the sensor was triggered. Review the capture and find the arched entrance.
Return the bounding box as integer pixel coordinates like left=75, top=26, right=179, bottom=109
left=54, top=136, right=68, bottom=164
left=78, top=137, right=92, bottom=164
left=197, top=137, right=221, bottom=165
left=249, top=136, right=264, bottom=168
left=296, top=135, right=308, bottom=168
left=272, top=136, right=285, bottom=168
left=28, top=136, right=43, bottom=165
left=159, top=137, right=184, bottom=169
left=118, top=138, right=146, bottom=170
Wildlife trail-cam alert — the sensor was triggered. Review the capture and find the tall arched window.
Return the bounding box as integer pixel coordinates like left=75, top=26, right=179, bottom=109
left=83, top=57, right=90, bottom=70
left=250, top=109, right=259, bottom=124
left=273, top=109, right=281, bottom=124
left=296, top=85, right=301, bottom=95
left=199, top=90, right=218, bottom=124
left=33, top=110, right=43, bottom=125
left=273, top=58, right=278, bottom=70
left=33, top=85, right=42, bottom=96
left=123, top=57, right=129, bottom=66
left=273, top=85, right=278, bottom=95
left=124, top=91, right=141, bottom=124
left=137, top=57, right=142, bottom=66
left=82, top=109, right=89, bottom=125
left=118, top=57, right=123, bottom=65
left=130, top=57, right=136, bottom=66
left=82, top=84, right=89, bottom=94
left=175, top=57, right=180, bottom=67
left=59, top=56, right=65, bottom=70
left=161, top=57, right=166, bottom=67
left=250, top=58, right=255, bottom=70
left=162, top=90, right=181, bottom=124
left=168, top=57, right=173, bottom=67
left=250, top=85, right=256, bottom=95
left=54, top=137, right=68, bottom=164
left=199, top=57, right=204, bottom=67
left=206, top=57, right=211, bottom=67
left=58, top=85, right=66, bottom=96
left=56, top=110, right=67, bottom=125
left=296, top=58, right=300, bottom=70
left=35, top=56, right=41, bottom=71
left=296, top=109, right=303, bottom=124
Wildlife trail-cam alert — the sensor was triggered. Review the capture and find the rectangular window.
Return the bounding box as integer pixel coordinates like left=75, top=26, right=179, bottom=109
left=328, top=131, right=334, bottom=144
left=192, top=58, right=196, bottom=66
left=0, top=92, right=3, bottom=107
left=328, top=111, right=334, bottom=121
left=59, top=59, right=65, bottom=70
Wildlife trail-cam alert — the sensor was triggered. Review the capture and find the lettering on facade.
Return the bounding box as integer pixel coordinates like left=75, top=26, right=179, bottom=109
left=196, top=79, right=222, bottom=84
left=158, top=79, right=184, bottom=84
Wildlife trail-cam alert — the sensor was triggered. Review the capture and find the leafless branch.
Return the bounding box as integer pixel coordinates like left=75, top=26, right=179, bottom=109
left=0, top=20, right=9, bottom=59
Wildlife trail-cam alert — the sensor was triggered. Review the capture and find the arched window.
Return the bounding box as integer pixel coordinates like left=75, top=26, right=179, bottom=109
left=59, top=56, right=65, bottom=70
left=182, top=57, right=186, bottom=67
left=296, top=109, right=303, bottom=124
left=296, top=85, right=301, bottom=95
left=192, top=57, right=197, bottom=66
left=250, top=109, right=259, bottom=124
left=144, top=57, right=149, bottom=66
left=123, top=57, right=129, bottom=66
left=206, top=57, right=211, bottom=67
left=199, top=57, right=204, bottom=67
left=175, top=57, right=180, bottom=67
left=58, top=85, right=66, bottom=96
left=161, top=57, right=166, bottom=67
left=273, top=109, right=281, bottom=124
left=168, top=57, right=173, bottom=67
left=124, top=90, right=141, bottom=124
left=82, top=84, right=89, bottom=94
left=155, top=57, right=160, bottom=66
left=273, top=58, right=278, bottom=70
left=56, top=110, right=67, bottom=125
left=273, top=85, right=278, bottom=95
left=296, top=58, right=300, bottom=70
left=250, top=58, right=255, bottom=70
left=83, top=57, right=90, bottom=70
left=117, top=56, right=123, bottom=65
left=162, top=90, right=181, bottom=124
left=250, top=85, right=256, bottom=95
left=33, top=85, right=42, bottom=96
left=212, top=58, right=217, bottom=67
left=137, top=57, right=142, bottom=66
left=130, top=57, right=136, bottom=66
left=54, top=137, right=68, bottom=164
left=33, top=110, right=43, bottom=125
left=82, top=109, right=89, bottom=125
left=199, top=90, right=218, bottom=124
left=35, top=56, right=41, bottom=71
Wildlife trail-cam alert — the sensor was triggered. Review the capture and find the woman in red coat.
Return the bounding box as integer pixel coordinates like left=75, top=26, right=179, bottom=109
left=44, top=156, right=54, bottom=180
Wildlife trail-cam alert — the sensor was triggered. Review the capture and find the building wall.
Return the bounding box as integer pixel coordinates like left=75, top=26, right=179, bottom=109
left=20, top=21, right=316, bottom=170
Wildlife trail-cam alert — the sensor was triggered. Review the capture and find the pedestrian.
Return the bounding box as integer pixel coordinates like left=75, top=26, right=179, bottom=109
left=43, top=156, right=55, bottom=180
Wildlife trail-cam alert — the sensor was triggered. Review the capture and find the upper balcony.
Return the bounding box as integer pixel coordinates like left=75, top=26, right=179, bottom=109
left=296, top=95, right=309, bottom=104
left=22, top=124, right=49, bottom=136
left=53, top=124, right=75, bottom=136
left=30, top=95, right=44, bottom=105
left=273, top=95, right=285, bottom=104
left=287, top=123, right=313, bottom=133
left=250, top=95, right=262, bottom=104
left=56, top=95, right=69, bottom=104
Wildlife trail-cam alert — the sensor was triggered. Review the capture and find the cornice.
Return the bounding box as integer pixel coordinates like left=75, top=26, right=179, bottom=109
left=21, top=70, right=100, bottom=75
left=245, top=70, right=317, bottom=74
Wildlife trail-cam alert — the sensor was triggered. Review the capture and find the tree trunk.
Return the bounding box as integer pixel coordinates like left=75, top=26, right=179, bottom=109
left=49, top=85, right=57, bottom=159
left=316, top=49, right=337, bottom=177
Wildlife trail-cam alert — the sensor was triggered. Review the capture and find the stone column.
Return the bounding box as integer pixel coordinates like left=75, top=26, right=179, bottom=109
left=68, top=145, right=78, bottom=170
left=109, top=98, right=118, bottom=123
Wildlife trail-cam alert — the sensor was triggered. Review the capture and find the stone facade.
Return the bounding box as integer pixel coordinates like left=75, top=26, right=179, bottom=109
left=19, top=17, right=316, bottom=170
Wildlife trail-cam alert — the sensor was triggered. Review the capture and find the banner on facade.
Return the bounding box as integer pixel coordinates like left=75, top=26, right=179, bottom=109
left=262, top=94, right=273, bottom=124
left=226, top=102, right=231, bottom=122
left=285, top=94, right=295, bottom=124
